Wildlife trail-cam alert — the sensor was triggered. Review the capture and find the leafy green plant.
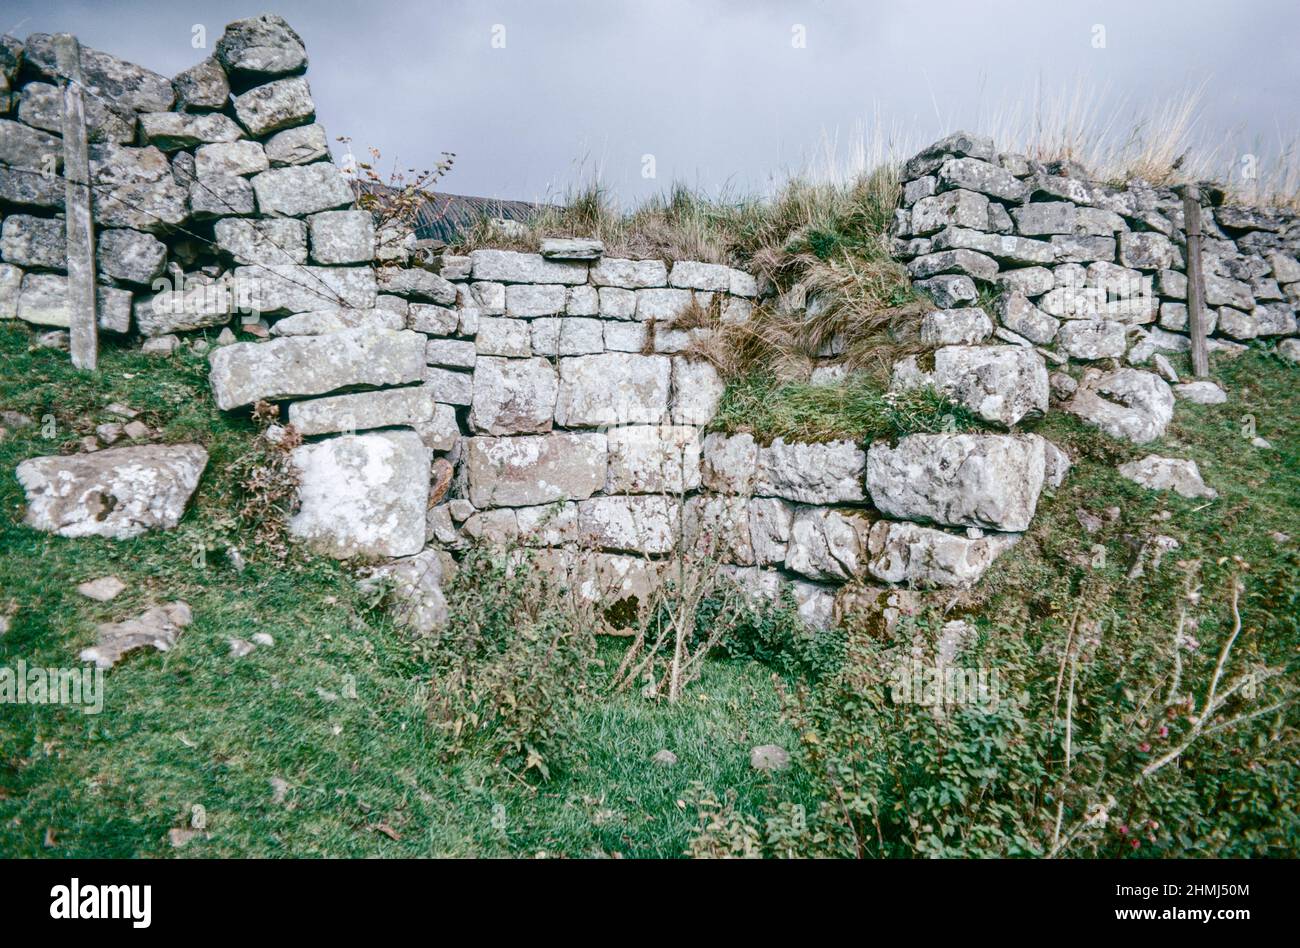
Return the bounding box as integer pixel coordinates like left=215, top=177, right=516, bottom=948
left=428, top=547, right=598, bottom=780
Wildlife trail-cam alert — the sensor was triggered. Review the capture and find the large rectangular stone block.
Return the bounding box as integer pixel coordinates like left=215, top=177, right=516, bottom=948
left=554, top=352, right=671, bottom=426
left=466, top=432, right=607, bottom=507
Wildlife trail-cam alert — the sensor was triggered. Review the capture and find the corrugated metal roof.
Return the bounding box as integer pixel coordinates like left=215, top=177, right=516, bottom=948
left=355, top=182, right=545, bottom=243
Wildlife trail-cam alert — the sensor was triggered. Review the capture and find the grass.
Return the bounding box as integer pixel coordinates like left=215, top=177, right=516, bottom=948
left=0, top=323, right=812, bottom=858
left=710, top=372, right=987, bottom=445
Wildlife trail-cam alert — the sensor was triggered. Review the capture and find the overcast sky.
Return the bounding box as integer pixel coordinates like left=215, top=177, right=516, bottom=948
left=6, top=1, right=1299, bottom=204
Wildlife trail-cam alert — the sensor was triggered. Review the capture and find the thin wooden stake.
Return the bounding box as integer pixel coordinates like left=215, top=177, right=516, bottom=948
left=1180, top=184, right=1210, bottom=378
left=54, top=33, right=97, bottom=371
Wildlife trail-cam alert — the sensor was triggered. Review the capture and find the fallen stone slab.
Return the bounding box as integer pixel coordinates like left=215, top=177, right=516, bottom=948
left=76, top=576, right=127, bottom=602
left=16, top=444, right=207, bottom=539
left=866, top=520, right=1021, bottom=588
left=1174, top=381, right=1227, bottom=405
left=1117, top=455, right=1217, bottom=499
left=289, top=430, right=429, bottom=559
left=208, top=327, right=425, bottom=411
left=1066, top=368, right=1174, bottom=444
left=357, top=548, right=453, bottom=635
left=80, top=601, right=192, bottom=670
left=866, top=432, right=1046, bottom=532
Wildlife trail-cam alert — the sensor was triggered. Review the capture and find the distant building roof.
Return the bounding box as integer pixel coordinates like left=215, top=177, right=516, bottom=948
left=355, top=182, right=545, bottom=243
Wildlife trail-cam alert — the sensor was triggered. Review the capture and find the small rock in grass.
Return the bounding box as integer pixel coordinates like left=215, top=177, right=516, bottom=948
left=252, top=632, right=274, bottom=647
left=750, top=744, right=790, bottom=772
left=79, top=601, right=192, bottom=669
left=228, top=637, right=255, bottom=658
left=123, top=420, right=151, bottom=440
left=77, top=576, right=126, bottom=602
left=1174, top=381, right=1226, bottom=405
left=651, top=749, right=678, bottom=766
left=95, top=422, right=123, bottom=445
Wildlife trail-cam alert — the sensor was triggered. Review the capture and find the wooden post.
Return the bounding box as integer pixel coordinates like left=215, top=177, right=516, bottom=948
left=54, top=33, right=97, bottom=371
left=1180, top=184, right=1210, bottom=378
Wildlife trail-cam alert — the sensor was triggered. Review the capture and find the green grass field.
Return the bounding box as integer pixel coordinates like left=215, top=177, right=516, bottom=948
left=1, top=320, right=1296, bottom=857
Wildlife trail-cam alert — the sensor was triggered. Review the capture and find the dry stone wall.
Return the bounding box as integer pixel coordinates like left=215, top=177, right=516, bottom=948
left=6, top=20, right=1300, bottom=633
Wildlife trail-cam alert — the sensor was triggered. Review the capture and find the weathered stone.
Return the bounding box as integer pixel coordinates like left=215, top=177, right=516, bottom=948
left=1118, top=455, right=1216, bottom=499
left=577, top=496, right=678, bottom=555
left=908, top=248, right=999, bottom=282
left=1276, top=338, right=1300, bottom=364
left=0, top=263, right=22, bottom=319
left=77, top=576, right=127, bottom=602
left=756, top=438, right=866, bottom=504
left=172, top=56, right=230, bottom=112
left=1202, top=271, right=1255, bottom=310
left=17, top=81, right=132, bottom=145
left=423, top=366, right=473, bottom=406
left=357, top=548, right=451, bottom=634
left=565, top=283, right=599, bottom=315
left=425, top=337, right=476, bottom=369
left=866, top=520, right=1021, bottom=588
left=16, top=443, right=207, bottom=538
left=634, top=287, right=695, bottom=321
left=867, top=433, right=1046, bottom=532
left=670, top=356, right=724, bottom=425
left=914, top=274, right=977, bottom=308
left=1043, top=440, right=1072, bottom=489
left=208, top=327, right=425, bottom=410
left=1012, top=202, right=1077, bottom=236
left=701, top=431, right=758, bottom=494
left=1118, top=232, right=1178, bottom=270
left=194, top=140, right=267, bottom=178
left=932, top=226, right=1055, bottom=266
left=920, top=307, right=992, bottom=346
left=1253, top=302, right=1298, bottom=337
left=745, top=497, right=792, bottom=566
left=23, top=33, right=174, bottom=112
left=555, top=353, right=671, bottom=426
left=132, top=270, right=231, bottom=334
left=470, top=249, right=587, bottom=284
left=234, top=264, right=376, bottom=314
left=1066, top=368, right=1174, bottom=444
left=287, top=384, right=451, bottom=444
left=936, top=156, right=1026, bottom=201
left=1174, top=381, right=1227, bottom=405
left=466, top=432, right=607, bottom=507
left=142, top=334, right=180, bottom=355
left=504, top=282, right=565, bottom=317
left=231, top=75, right=315, bottom=137
left=603, top=320, right=647, bottom=351
left=539, top=237, right=603, bottom=260
left=930, top=345, right=1049, bottom=428
left=605, top=425, right=701, bottom=494
left=407, top=302, right=457, bottom=336
left=472, top=316, right=528, bottom=357
left=784, top=507, right=874, bottom=582
left=589, top=257, right=667, bottom=288
left=1, top=214, right=64, bottom=269
left=79, top=601, right=192, bottom=670
left=141, top=112, right=243, bottom=152
left=996, top=291, right=1059, bottom=344
left=910, top=189, right=991, bottom=236
left=264, top=123, right=329, bottom=166
left=669, top=260, right=731, bottom=291
left=307, top=210, right=374, bottom=265
left=903, top=175, right=937, bottom=206
left=188, top=173, right=254, bottom=219
left=470, top=356, right=557, bottom=435
left=289, top=430, right=428, bottom=559
left=96, top=228, right=167, bottom=285
left=1050, top=235, right=1116, bottom=264
left=16, top=273, right=131, bottom=333
left=903, top=131, right=996, bottom=179
left=213, top=217, right=307, bottom=265
left=215, top=14, right=308, bottom=77
left=1265, top=252, right=1300, bottom=285
left=375, top=266, right=456, bottom=304
left=250, top=162, right=352, bottom=217
left=1057, top=319, right=1127, bottom=359
left=0, top=117, right=62, bottom=172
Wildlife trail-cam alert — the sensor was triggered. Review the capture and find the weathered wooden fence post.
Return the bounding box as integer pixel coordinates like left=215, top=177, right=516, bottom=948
left=54, top=33, right=97, bottom=371
left=1179, top=183, right=1210, bottom=378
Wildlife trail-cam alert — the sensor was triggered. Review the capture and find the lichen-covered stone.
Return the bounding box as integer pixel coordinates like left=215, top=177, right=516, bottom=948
left=16, top=444, right=207, bottom=539
left=289, top=430, right=428, bottom=559
left=466, top=433, right=607, bottom=507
